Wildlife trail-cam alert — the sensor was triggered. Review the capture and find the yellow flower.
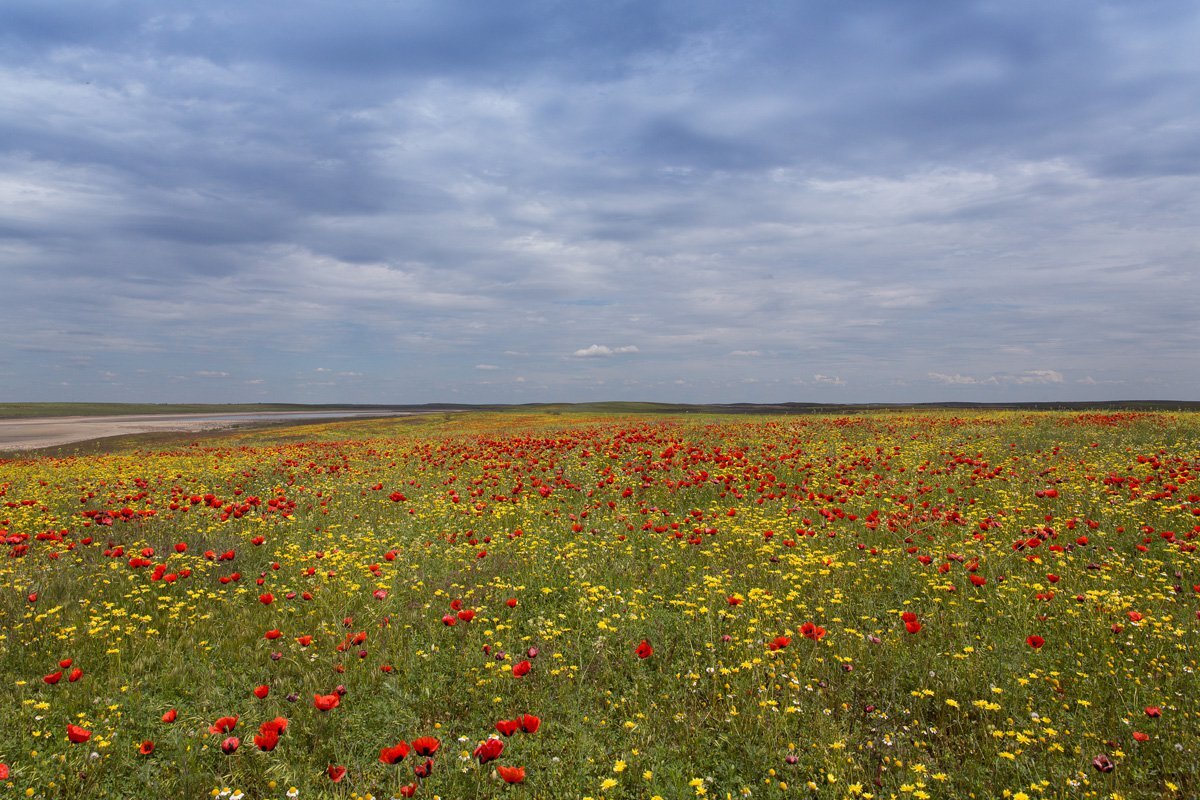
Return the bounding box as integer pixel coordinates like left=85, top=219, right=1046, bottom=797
left=614, top=760, right=626, bottom=773
left=600, top=778, right=618, bottom=791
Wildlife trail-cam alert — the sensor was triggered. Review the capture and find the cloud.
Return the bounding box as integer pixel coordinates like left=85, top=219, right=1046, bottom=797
left=1013, top=370, right=1065, bottom=385
left=930, top=370, right=1066, bottom=387
left=572, top=344, right=640, bottom=358
left=475, top=364, right=499, bottom=370
left=0, top=3, right=1197, bottom=403
left=194, top=370, right=231, bottom=378
left=929, top=372, right=998, bottom=386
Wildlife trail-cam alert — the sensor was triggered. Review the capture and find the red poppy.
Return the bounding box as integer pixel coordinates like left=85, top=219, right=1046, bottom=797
left=969, top=574, right=987, bottom=587
left=221, top=736, right=239, bottom=754
left=495, top=719, right=519, bottom=737
left=66, top=724, right=91, bottom=743
left=327, top=764, right=346, bottom=783
left=259, top=593, right=274, bottom=605
left=209, top=715, right=238, bottom=734
left=296, top=635, right=313, bottom=647
left=474, top=737, right=504, bottom=764
left=253, top=684, right=270, bottom=699
left=138, top=740, right=154, bottom=756
left=903, top=614, right=922, bottom=634
left=726, top=595, right=742, bottom=606
left=512, top=660, right=531, bottom=677
left=1132, top=731, right=1149, bottom=742
left=497, top=765, right=526, bottom=784
left=457, top=609, right=476, bottom=622
left=313, top=693, right=340, bottom=711
left=43, top=671, right=63, bottom=685
left=1127, top=611, right=1143, bottom=622
left=412, top=736, right=439, bottom=757
left=58, top=658, right=73, bottom=669
left=441, top=614, right=457, bottom=626
left=254, top=728, right=279, bottom=752
left=800, top=622, right=826, bottom=641
left=398, top=784, right=417, bottom=798
left=0, top=763, right=8, bottom=780
left=67, top=668, right=83, bottom=682
left=380, top=741, right=410, bottom=764
left=261, top=717, right=288, bottom=736
left=1091, top=754, right=1113, bottom=772
left=768, top=636, right=790, bottom=651
left=264, top=629, right=282, bottom=640
left=1145, top=706, right=1161, bottom=718
left=506, top=598, right=518, bottom=608
left=162, top=709, right=177, bottom=723
left=635, top=640, right=653, bottom=659
left=1027, top=635, right=1045, bottom=649
left=518, top=713, right=540, bottom=734
left=413, top=757, right=434, bottom=778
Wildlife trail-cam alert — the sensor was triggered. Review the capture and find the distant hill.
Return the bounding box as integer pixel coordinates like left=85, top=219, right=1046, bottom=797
left=3, top=399, right=1198, bottom=419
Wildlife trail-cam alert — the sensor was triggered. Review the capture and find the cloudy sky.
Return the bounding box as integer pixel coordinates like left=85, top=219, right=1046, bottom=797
left=3, top=1, right=1198, bottom=404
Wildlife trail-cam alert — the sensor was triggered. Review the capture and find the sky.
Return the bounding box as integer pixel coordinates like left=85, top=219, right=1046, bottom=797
left=2, top=1, right=1198, bottom=404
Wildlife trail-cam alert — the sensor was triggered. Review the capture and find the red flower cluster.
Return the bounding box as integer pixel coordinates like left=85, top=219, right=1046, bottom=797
left=800, top=621, right=826, bottom=641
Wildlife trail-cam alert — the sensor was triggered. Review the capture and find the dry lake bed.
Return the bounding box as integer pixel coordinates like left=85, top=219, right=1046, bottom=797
left=0, top=410, right=406, bottom=451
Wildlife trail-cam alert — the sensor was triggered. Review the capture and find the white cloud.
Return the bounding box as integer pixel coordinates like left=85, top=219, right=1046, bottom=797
left=572, top=344, right=640, bottom=358
left=1013, top=370, right=1065, bottom=385
left=730, top=350, right=761, bottom=357
left=475, top=364, right=500, bottom=370
left=194, top=370, right=230, bottom=378
left=930, top=370, right=1063, bottom=386
left=929, top=372, right=995, bottom=385
left=813, top=374, right=845, bottom=386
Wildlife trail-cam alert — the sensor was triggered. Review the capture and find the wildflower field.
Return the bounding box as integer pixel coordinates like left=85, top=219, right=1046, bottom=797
left=1, top=410, right=1198, bottom=800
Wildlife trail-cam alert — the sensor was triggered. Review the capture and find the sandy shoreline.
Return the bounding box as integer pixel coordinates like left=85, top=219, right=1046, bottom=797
left=0, top=411, right=409, bottom=451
